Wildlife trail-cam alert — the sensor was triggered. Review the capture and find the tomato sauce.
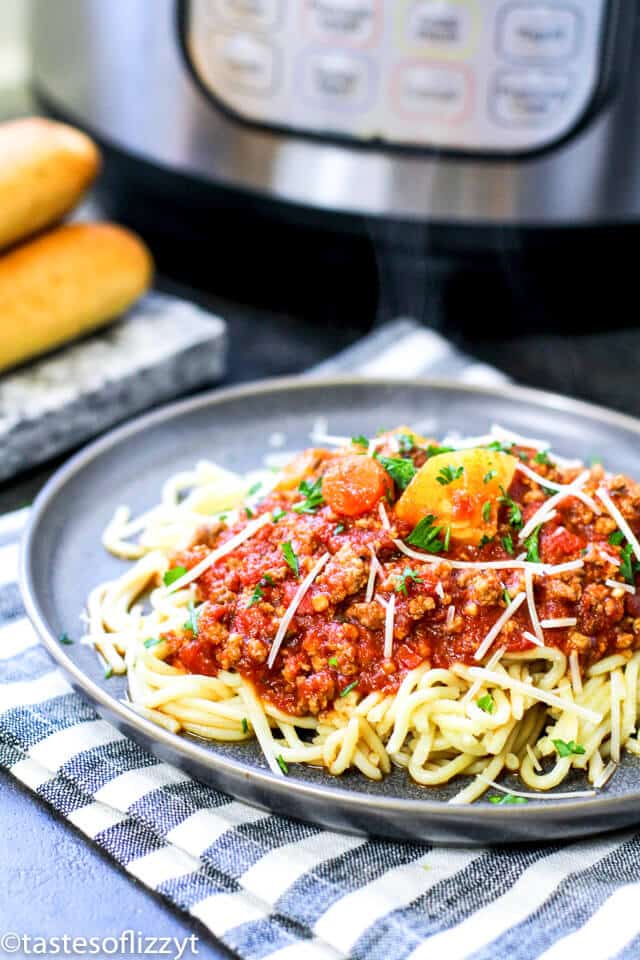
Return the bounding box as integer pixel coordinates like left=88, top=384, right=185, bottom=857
left=166, top=442, right=640, bottom=717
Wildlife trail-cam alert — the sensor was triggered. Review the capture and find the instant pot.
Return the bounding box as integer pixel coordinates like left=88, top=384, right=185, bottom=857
left=30, top=0, right=640, bottom=329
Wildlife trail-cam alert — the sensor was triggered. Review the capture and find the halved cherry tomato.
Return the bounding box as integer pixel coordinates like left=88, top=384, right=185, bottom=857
left=322, top=454, right=392, bottom=517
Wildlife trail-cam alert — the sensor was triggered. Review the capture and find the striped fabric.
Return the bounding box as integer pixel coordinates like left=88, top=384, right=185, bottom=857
left=2, top=326, right=639, bottom=958
left=309, top=319, right=509, bottom=385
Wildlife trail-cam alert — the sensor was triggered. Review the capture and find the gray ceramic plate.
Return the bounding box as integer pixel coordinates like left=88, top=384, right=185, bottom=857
left=20, top=377, right=640, bottom=844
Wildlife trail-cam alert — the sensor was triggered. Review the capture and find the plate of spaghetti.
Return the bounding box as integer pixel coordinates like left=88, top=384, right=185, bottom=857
left=21, top=377, right=640, bottom=843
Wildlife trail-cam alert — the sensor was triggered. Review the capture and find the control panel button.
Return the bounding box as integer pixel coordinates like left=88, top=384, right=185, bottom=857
left=214, top=33, right=277, bottom=94
left=302, top=51, right=374, bottom=108
left=215, top=0, right=282, bottom=29
left=499, top=4, right=580, bottom=62
left=396, top=64, right=469, bottom=119
left=406, top=0, right=473, bottom=50
left=492, top=69, right=571, bottom=125
left=305, top=0, right=378, bottom=46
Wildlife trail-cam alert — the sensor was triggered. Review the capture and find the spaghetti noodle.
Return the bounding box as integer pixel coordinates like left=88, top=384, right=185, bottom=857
left=82, top=425, right=640, bottom=801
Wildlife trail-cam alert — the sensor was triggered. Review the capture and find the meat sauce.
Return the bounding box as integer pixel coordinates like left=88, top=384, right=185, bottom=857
left=166, top=442, right=640, bottom=717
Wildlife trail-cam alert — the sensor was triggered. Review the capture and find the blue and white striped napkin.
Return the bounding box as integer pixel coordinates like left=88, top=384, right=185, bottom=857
left=2, top=321, right=640, bottom=960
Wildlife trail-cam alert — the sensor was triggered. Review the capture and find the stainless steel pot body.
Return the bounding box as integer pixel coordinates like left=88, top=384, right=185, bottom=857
left=30, top=0, right=640, bottom=224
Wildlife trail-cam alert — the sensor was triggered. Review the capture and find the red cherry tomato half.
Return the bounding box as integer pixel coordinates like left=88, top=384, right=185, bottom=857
left=322, top=455, right=392, bottom=518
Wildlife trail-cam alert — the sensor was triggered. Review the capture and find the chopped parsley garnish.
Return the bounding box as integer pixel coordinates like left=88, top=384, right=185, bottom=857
left=552, top=739, right=586, bottom=757
left=163, top=565, right=187, bottom=587
left=398, top=433, right=417, bottom=454
left=620, top=543, right=640, bottom=585
left=334, top=523, right=345, bottom=535
left=272, top=507, right=287, bottom=523
left=247, top=584, right=264, bottom=607
left=534, top=450, right=551, bottom=465
left=502, top=534, right=514, bottom=555
left=261, top=573, right=275, bottom=587
left=478, top=535, right=494, bottom=548
left=477, top=693, right=494, bottom=714
left=498, top=486, right=523, bottom=529
left=483, top=469, right=497, bottom=484
left=484, top=440, right=511, bottom=454
left=352, top=434, right=369, bottom=448
left=489, top=794, right=528, bottom=805
left=183, top=601, right=203, bottom=635
left=241, top=718, right=249, bottom=734
left=503, top=587, right=512, bottom=605
left=609, top=530, right=624, bottom=546
left=523, top=524, right=542, bottom=563
left=328, top=656, right=339, bottom=667
left=444, top=525, right=451, bottom=552
left=59, top=632, right=73, bottom=645
left=293, top=477, right=325, bottom=515
left=426, top=444, right=455, bottom=458
left=247, top=481, right=262, bottom=496
left=277, top=754, right=289, bottom=774
left=406, top=514, right=444, bottom=553
left=340, top=681, right=358, bottom=698
left=436, top=464, right=464, bottom=486
left=481, top=500, right=492, bottom=522
left=394, top=567, right=424, bottom=595
left=143, top=637, right=163, bottom=649
left=375, top=454, right=417, bottom=491
left=104, top=666, right=113, bottom=679
left=245, top=506, right=255, bottom=519
left=281, top=541, right=300, bottom=577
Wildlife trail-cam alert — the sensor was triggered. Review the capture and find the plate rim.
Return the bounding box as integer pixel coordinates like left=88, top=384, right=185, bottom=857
left=19, top=373, right=640, bottom=825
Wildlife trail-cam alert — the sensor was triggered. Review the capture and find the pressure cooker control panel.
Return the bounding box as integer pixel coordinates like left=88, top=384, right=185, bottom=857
left=184, top=0, right=609, bottom=153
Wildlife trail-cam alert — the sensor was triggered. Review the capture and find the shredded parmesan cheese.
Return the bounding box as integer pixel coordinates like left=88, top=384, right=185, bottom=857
left=474, top=592, right=526, bottom=661
left=446, top=604, right=456, bottom=628
left=489, top=426, right=583, bottom=469
left=593, top=760, right=618, bottom=789
left=524, top=568, right=544, bottom=644
left=378, top=501, right=390, bottom=530
left=463, top=644, right=506, bottom=703
left=515, top=462, right=600, bottom=514
left=596, top=486, right=640, bottom=564
left=569, top=650, right=582, bottom=695
left=540, top=618, right=577, bottom=628
left=365, top=547, right=381, bottom=603
left=518, top=471, right=591, bottom=541
left=585, top=545, right=620, bottom=567
left=526, top=743, right=542, bottom=772
left=383, top=594, right=396, bottom=658
left=267, top=552, right=331, bottom=668
left=392, top=538, right=583, bottom=576
left=463, top=666, right=603, bottom=724
left=523, top=630, right=545, bottom=648
left=605, top=579, right=636, bottom=595
left=435, top=582, right=445, bottom=599
left=164, top=512, right=272, bottom=594
left=477, top=775, right=595, bottom=801
left=545, top=560, right=584, bottom=575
